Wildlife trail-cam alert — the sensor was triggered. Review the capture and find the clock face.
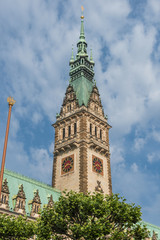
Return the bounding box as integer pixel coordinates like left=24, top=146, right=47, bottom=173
left=61, top=155, right=74, bottom=175
left=92, top=155, right=103, bottom=175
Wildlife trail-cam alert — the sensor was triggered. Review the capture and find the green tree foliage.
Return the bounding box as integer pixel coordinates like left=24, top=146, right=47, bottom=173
left=37, top=191, right=149, bottom=240
left=0, top=214, right=36, bottom=239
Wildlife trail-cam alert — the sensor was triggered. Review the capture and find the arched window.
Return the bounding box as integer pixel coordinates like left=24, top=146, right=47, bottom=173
left=68, top=126, right=71, bottom=137
left=100, top=129, right=102, bottom=139
left=74, top=123, right=77, bottom=134
left=90, top=124, right=92, bottom=134
left=63, top=128, right=65, bottom=139
left=95, top=127, right=97, bottom=137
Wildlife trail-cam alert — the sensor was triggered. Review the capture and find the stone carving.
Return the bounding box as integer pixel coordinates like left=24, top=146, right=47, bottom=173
left=152, top=231, right=158, bottom=240
left=2, top=178, right=9, bottom=194
left=30, top=190, right=41, bottom=217
left=33, top=190, right=41, bottom=204
left=17, top=184, right=26, bottom=199
left=95, top=180, right=104, bottom=193
left=47, top=195, right=54, bottom=208
left=0, top=179, right=9, bottom=209
left=14, top=184, right=26, bottom=214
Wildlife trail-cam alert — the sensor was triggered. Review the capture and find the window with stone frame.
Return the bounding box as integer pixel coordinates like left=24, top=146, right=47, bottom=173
left=63, top=128, right=65, bottom=139
left=14, top=184, right=26, bottom=215
left=90, top=123, right=92, bottom=135
left=95, top=126, right=97, bottom=137
left=0, top=178, right=9, bottom=210
left=30, top=190, right=41, bottom=217
left=100, top=129, right=102, bottom=139
left=47, top=195, right=54, bottom=208
left=74, top=122, right=77, bottom=134
left=68, top=125, right=71, bottom=137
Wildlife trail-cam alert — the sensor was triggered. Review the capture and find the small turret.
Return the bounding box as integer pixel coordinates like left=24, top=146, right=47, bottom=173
left=70, top=46, right=74, bottom=64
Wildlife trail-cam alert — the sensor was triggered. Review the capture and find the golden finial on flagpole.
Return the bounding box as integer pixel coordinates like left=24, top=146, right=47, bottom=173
left=0, top=96, right=15, bottom=198
left=7, top=96, right=16, bottom=106
left=81, top=6, right=84, bottom=19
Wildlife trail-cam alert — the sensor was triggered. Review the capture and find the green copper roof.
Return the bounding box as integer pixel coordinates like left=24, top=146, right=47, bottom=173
left=70, top=75, right=94, bottom=106
left=69, top=16, right=95, bottom=107
left=3, top=169, right=61, bottom=215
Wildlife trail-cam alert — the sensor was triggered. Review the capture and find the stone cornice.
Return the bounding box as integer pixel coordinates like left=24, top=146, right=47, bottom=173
left=53, top=107, right=111, bottom=128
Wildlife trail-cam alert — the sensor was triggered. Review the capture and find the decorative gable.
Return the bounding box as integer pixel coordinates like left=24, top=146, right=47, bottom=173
left=47, top=195, right=54, bottom=208
left=88, top=85, right=104, bottom=116
left=0, top=179, right=10, bottom=210
left=60, top=85, right=79, bottom=116
left=14, top=184, right=26, bottom=214
left=30, top=190, right=41, bottom=218
left=152, top=231, right=158, bottom=240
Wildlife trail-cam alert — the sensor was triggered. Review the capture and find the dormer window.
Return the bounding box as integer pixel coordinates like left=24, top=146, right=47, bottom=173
left=30, top=190, right=41, bottom=218
left=0, top=179, right=9, bottom=210
left=47, top=195, right=54, bottom=208
left=14, top=184, right=26, bottom=215
left=1, top=195, right=6, bottom=204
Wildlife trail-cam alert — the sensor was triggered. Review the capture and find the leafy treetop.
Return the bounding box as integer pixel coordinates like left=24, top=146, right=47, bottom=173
left=37, top=191, right=149, bottom=240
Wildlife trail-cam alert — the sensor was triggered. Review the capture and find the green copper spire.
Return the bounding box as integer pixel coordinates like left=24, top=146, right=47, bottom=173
left=79, top=18, right=85, bottom=42
left=69, top=8, right=95, bottom=107
left=77, top=7, right=87, bottom=56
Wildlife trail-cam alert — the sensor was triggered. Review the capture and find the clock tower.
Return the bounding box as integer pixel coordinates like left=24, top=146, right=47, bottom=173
left=52, top=13, right=112, bottom=195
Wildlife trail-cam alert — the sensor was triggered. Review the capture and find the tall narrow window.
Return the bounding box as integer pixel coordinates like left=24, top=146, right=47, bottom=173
left=95, top=126, right=97, bottom=137
left=63, top=128, right=65, bottom=139
left=100, top=129, right=102, bottom=139
left=68, top=126, right=71, bottom=137
left=74, top=123, right=77, bottom=134
left=90, top=124, right=92, bottom=134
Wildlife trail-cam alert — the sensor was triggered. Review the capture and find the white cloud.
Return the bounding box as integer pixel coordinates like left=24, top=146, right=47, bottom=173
left=29, top=147, right=52, bottom=184
left=152, top=130, right=160, bottom=143
left=131, top=162, right=138, bottom=173
left=147, top=152, right=160, bottom=164
left=110, top=143, right=125, bottom=165
left=133, top=137, right=146, bottom=152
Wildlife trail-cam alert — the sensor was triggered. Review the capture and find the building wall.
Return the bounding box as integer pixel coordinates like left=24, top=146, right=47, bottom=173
left=87, top=148, right=110, bottom=194
left=55, top=148, right=80, bottom=192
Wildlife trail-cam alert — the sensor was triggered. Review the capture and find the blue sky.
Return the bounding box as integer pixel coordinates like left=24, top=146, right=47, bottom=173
left=0, top=0, right=160, bottom=226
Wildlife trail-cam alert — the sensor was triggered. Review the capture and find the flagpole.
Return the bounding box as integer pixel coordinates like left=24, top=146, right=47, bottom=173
left=0, top=97, right=16, bottom=198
